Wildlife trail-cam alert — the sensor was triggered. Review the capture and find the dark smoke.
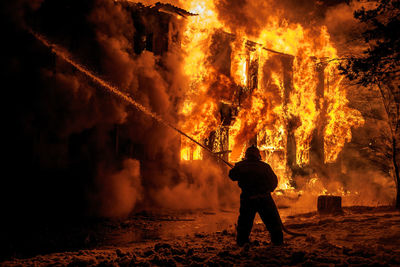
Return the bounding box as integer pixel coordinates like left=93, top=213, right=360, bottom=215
left=2, top=0, right=238, bottom=231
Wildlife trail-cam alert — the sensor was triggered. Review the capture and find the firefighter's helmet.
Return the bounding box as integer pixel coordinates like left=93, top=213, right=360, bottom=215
left=245, top=145, right=261, bottom=160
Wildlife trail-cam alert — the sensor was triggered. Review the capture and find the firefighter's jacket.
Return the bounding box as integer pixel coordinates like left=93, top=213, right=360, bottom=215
left=229, top=159, right=278, bottom=198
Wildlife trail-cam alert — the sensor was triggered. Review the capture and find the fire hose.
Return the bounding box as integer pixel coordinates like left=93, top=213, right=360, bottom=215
left=31, top=29, right=306, bottom=238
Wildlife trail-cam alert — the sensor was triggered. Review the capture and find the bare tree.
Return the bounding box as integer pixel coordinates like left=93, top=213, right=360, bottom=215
left=340, top=0, right=400, bottom=208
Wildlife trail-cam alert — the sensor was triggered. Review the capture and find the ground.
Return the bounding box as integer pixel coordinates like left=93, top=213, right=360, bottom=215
left=2, top=206, right=400, bottom=266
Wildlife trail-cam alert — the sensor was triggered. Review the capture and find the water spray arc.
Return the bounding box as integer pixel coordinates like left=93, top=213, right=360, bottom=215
left=30, top=30, right=234, bottom=168
left=31, top=30, right=308, bottom=238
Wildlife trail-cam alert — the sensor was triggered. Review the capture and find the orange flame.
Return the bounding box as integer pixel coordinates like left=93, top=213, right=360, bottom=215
left=178, top=1, right=364, bottom=189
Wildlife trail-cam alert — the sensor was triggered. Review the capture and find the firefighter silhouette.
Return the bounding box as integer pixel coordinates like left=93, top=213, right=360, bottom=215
left=229, top=145, right=283, bottom=246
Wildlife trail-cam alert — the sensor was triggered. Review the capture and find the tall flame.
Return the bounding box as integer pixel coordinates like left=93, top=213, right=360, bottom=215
left=178, top=0, right=364, bottom=189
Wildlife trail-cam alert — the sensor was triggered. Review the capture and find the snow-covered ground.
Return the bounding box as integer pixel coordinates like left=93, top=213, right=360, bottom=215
left=2, top=206, right=400, bottom=266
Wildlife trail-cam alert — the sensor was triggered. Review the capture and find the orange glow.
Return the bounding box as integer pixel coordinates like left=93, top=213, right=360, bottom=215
left=178, top=1, right=364, bottom=190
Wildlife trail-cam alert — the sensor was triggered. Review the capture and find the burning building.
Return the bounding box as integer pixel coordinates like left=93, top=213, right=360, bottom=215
left=114, top=2, right=357, bottom=188
left=4, top=0, right=400, bottom=261
left=174, top=1, right=364, bottom=191
left=21, top=0, right=370, bottom=218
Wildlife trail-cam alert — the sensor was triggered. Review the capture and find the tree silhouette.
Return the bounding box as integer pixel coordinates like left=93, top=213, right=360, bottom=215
left=340, top=0, right=400, bottom=208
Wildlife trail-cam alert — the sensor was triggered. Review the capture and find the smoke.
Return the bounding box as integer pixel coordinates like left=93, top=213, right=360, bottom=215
left=89, top=159, right=143, bottom=218
left=276, top=169, right=395, bottom=216
left=342, top=170, right=395, bottom=206
left=153, top=160, right=239, bottom=210
left=323, top=1, right=368, bottom=56
left=214, top=0, right=273, bottom=37
left=1, top=0, right=240, bottom=222
left=88, top=0, right=241, bottom=216
left=81, top=0, right=222, bottom=216
left=212, top=0, right=340, bottom=38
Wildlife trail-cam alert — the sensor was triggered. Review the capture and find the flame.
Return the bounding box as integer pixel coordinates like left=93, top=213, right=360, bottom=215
left=178, top=1, right=364, bottom=190
left=324, top=63, right=365, bottom=163
left=231, top=36, right=248, bottom=87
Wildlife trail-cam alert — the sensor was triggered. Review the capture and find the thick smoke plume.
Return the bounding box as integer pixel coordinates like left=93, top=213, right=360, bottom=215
left=90, top=159, right=143, bottom=218
left=3, top=0, right=239, bottom=222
